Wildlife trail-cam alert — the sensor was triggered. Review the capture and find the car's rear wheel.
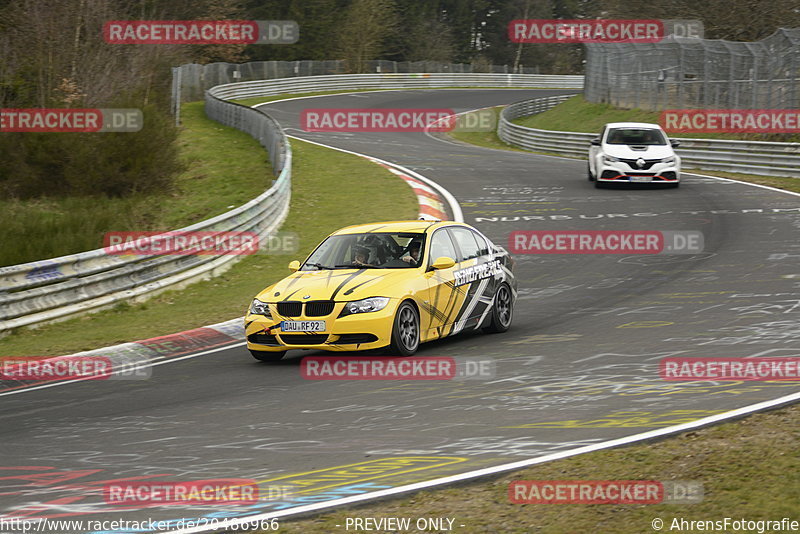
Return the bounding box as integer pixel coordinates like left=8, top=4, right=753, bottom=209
left=250, top=349, right=286, bottom=363
left=483, top=283, right=513, bottom=333
left=389, top=301, right=420, bottom=356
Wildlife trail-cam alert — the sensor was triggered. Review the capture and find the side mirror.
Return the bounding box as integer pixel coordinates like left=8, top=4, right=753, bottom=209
left=288, top=260, right=300, bottom=272
left=590, top=138, right=601, bottom=146
left=431, top=256, right=456, bottom=270
left=670, top=139, right=681, bottom=148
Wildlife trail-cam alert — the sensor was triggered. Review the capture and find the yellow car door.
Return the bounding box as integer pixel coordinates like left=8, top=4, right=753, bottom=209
left=421, top=227, right=467, bottom=340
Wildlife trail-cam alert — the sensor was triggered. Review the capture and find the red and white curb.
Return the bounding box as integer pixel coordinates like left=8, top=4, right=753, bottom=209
left=371, top=161, right=449, bottom=220
left=0, top=318, right=244, bottom=395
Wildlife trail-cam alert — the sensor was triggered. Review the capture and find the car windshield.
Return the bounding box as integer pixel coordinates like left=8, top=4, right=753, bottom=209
left=605, top=128, right=667, bottom=145
left=301, top=232, right=426, bottom=270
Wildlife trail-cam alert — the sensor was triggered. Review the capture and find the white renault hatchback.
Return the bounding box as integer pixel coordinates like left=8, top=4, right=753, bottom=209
left=588, top=122, right=681, bottom=188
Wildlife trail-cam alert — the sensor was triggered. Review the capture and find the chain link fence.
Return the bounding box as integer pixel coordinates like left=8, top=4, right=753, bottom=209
left=172, top=60, right=541, bottom=106
left=584, top=28, right=800, bottom=110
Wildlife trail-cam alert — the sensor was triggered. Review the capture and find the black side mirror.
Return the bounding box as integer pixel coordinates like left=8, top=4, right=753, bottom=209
left=590, top=138, right=601, bottom=146
left=670, top=139, right=681, bottom=148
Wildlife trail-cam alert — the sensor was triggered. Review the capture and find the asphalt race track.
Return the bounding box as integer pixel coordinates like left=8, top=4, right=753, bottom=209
left=2, top=89, right=799, bottom=533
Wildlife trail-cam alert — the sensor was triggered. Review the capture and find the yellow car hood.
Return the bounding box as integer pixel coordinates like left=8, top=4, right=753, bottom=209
left=257, top=268, right=415, bottom=302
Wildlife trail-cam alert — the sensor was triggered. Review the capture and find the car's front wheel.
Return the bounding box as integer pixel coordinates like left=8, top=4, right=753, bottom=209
left=250, top=349, right=286, bottom=363
left=483, top=283, right=513, bottom=333
left=389, top=301, right=420, bottom=356
left=587, top=161, right=595, bottom=181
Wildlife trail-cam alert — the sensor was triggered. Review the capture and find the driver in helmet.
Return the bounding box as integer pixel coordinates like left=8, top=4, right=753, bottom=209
left=401, top=240, right=422, bottom=266
left=353, top=245, right=374, bottom=267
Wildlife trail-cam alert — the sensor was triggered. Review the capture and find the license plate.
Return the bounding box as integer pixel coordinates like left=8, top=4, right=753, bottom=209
left=280, top=320, right=326, bottom=332
left=630, top=175, right=652, bottom=182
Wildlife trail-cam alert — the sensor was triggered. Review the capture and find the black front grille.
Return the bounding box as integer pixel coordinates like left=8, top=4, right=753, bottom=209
left=305, top=301, right=335, bottom=317
left=659, top=172, right=677, bottom=180
left=277, top=301, right=302, bottom=317
left=619, top=158, right=661, bottom=170
left=279, top=334, right=329, bottom=345
left=601, top=170, right=619, bottom=179
left=334, top=333, right=379, bottom=345
left=247, top=333, right=280, bottom=346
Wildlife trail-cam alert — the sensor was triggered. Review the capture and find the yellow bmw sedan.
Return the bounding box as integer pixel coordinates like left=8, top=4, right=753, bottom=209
left=244, top=220, right=516, bottom=361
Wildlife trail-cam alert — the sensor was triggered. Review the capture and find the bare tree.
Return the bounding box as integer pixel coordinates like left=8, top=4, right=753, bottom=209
left=405, top=18, right=456, bottom=63
left=335, top=0, right=399, bottom=73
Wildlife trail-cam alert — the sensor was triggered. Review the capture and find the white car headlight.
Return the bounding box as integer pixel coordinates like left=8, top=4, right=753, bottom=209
left=661, top=156, right=676, bottom=165
left=340, top=297, right=390, bottom=316
left=603, top=155, right=620, bottom=163
left=249, top=298, right=271, bottom=317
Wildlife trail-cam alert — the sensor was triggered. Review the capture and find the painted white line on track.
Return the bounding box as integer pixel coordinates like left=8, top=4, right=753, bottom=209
left=0, top=341, right=245, bottom=398
left=682, top=171, right=800, bottom=198
left=167, top=389, right=800, bottom=533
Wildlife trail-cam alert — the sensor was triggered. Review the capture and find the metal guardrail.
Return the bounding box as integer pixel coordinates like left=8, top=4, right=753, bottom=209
left=207, top=73, right=585, bottom=101
left=499, top=96, right=800, bottom=178
left=0, top=96, right=291, bottom=333
left=0, top=73, right=581, bottom=333
left=172, top=60, right=552, bottom=105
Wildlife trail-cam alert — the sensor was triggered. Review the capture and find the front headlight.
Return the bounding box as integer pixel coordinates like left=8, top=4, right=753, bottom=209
left=661, top=156, right=676, bottom=165
left=339, top=297, right=390, bottom=317
left=249, top=298, right=272, bottom=317
left=603, top=155, right=620, bottom=163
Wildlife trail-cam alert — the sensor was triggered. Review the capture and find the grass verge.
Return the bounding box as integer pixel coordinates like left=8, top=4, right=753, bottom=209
left=0, top=136, right=418, bottom=356
left=0, top=102, right=269, bottom=267
left=513, top=95, right=800, bottom=143
left=266, top=402, right=800, bottom=533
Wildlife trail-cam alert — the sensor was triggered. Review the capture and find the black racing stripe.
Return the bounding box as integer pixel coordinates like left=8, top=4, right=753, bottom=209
left=433, top=274, right=464, bottom=327
left=283, top=275, right=306, bottom=292
left=330, top=269, right=368, bottom=300
left=343, top=275, right=387, bottom=296
left=325, top=270, right=335, bottom=285
left=450, top=282, right=474, bottom=324
left=282, top=288, right=303, bottom=300
left=421, top=301, right=448, bottom=323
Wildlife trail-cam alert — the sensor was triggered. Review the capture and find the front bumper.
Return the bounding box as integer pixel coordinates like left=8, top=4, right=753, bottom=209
left=244, top=299, right=398, bottom=352
left=596, top=161, right=680, bottom=183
